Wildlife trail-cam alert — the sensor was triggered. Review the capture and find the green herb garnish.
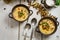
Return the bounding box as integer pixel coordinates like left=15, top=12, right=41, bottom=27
left=55, top=0, right=60, bottom=6
left=40, top=22, right=50, bottom=30
left=18, top=11, right=24, bottom=17
left=42, top=22, right=49, bottom=27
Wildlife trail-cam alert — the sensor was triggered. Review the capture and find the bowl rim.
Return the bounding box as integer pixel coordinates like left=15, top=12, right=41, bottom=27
left=37, top=17, right=57, bottom=36
left=10, top=4, right=30, bottom=22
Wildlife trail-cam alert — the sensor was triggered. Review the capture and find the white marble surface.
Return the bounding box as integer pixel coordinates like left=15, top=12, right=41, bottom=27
left=0, top=0, right=60, bottom=40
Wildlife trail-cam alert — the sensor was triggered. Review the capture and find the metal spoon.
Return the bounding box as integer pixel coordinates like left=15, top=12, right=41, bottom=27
left=23, top=23, right=31, bottom=40
left=30, top=18, right=37, bottom=40
left=31, top=18, right=37, bottom=25
left=24, top=23, right=31, bottom=30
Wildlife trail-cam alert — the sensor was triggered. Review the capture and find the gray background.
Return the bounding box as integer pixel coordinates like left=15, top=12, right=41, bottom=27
left=0, top=0, right=60, bottom=40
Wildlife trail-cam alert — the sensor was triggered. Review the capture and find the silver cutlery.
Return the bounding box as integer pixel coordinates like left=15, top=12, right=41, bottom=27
left=23, top=23, right=31, bottom=40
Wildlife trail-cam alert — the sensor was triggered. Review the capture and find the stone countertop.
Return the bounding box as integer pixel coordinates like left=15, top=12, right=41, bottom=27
left=0, top=0, right=60, bottom=40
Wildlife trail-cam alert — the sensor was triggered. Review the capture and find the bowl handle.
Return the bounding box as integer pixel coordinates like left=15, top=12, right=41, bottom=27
left=9, top=13, right=13, bottom=18
left=35, top=27, right=40, bottom=33
left=56, top=21, right=59, bottom=26
left=27, top=10, right=33, bottom=22
left=29, top=10, right=33, bottom=16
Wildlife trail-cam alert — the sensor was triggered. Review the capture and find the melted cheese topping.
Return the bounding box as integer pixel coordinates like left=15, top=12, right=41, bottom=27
left=13, top=7, right=29, bottom=21
left=39, top=19, right=55, bottom=35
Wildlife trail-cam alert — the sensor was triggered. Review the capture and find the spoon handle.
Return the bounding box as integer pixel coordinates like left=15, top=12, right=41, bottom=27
left=24, top=33, right=27, bottom=40
left=20, top=0, right=21, bottom=4
left=23, top=0, right=25, bottom=2
left=30, top=29, right=33, bottom=40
